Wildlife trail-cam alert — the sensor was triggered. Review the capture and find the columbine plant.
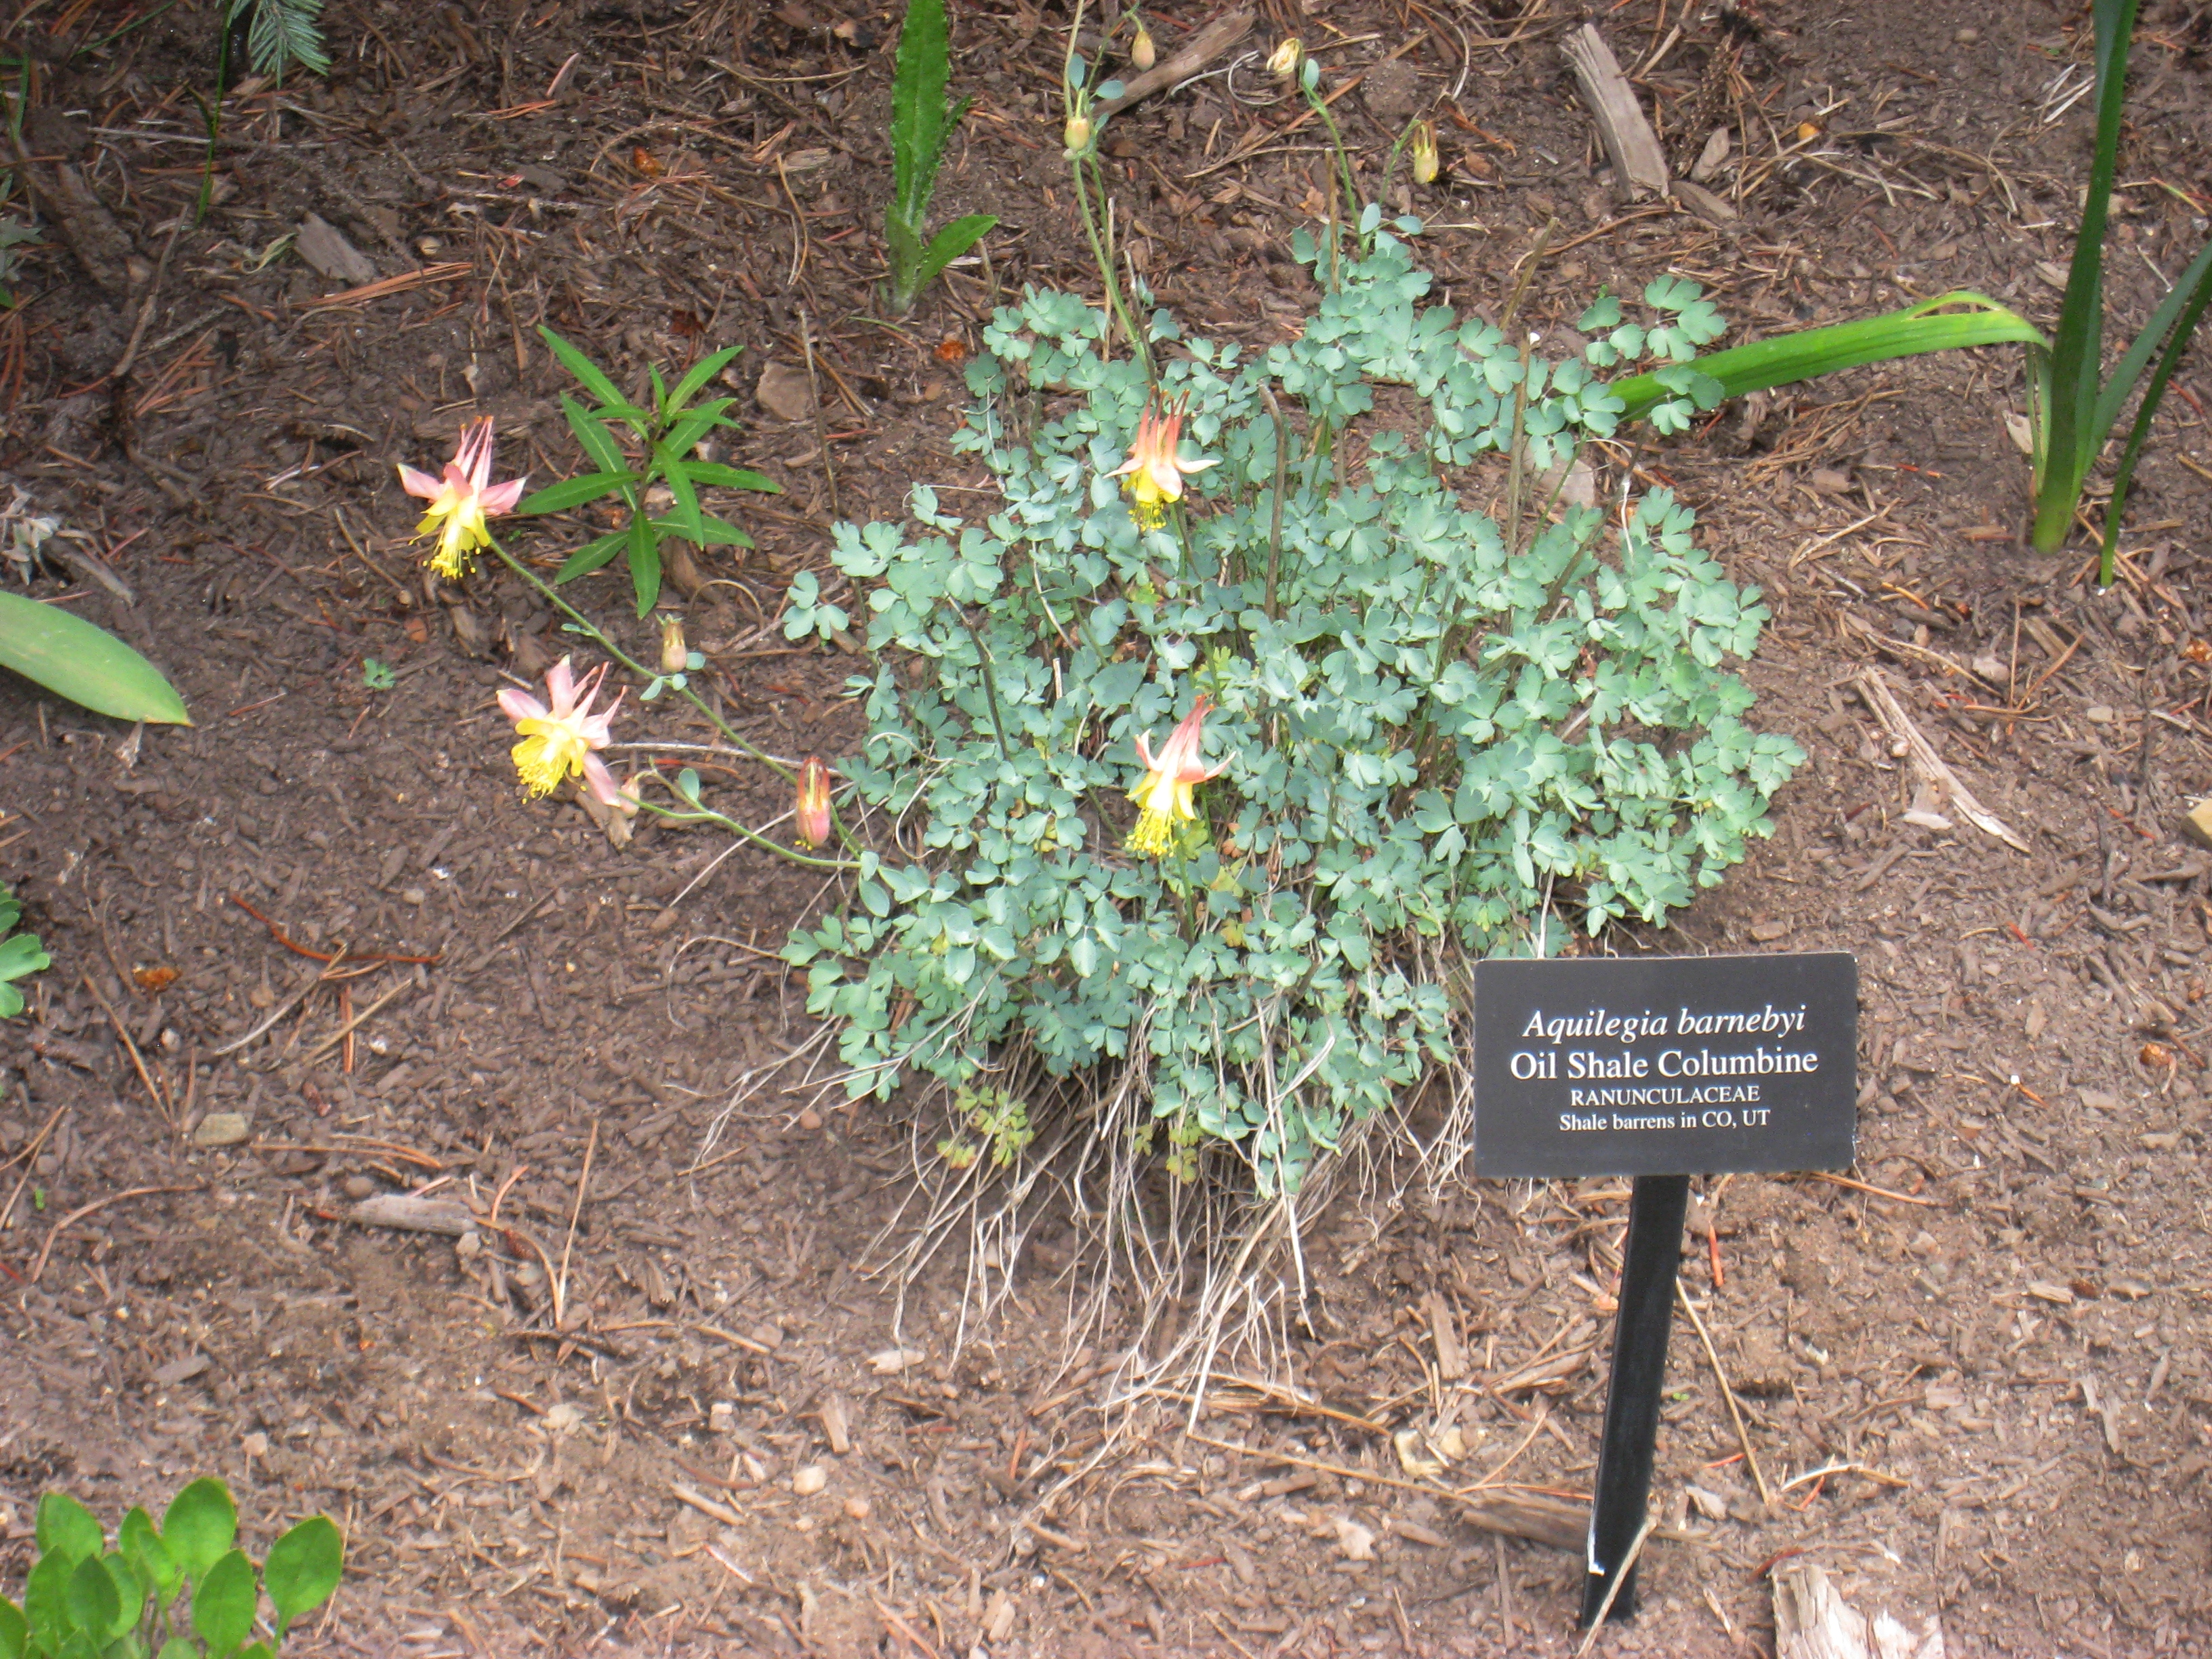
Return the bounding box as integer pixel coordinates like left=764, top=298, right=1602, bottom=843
left=783, top=129, right=1801, bottom=1185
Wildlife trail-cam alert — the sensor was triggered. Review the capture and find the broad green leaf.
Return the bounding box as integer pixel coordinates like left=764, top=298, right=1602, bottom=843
left=537, top=327, right=626, bottom=413
left=912, top=214, right=998, bottom=300
left=23, top=1554, right=72, bottom=1650
left=668, top=343, right=745, bottom=415
left=119, top=1510, right=178, bottom=1607
left=0, top=593, right=190, bottom=726
left=0, top=931, right=49, bottom=986
left=262, top=1517, right=343, bottom=1635
left=626, top=516, right=662, bottom=617
left=189, top=1552, right=253, bottom=1658
left=680, top=462, right=780, bottom=493
left=161, top=1481, right=236, bottom=1582
left=516, top=470, right=633, bottom=516
left=35, top=1495, right=102, bottom=1565
left=60, top=1561, right=115, bottom=1648
left=155, top=1642, right=198, bottom=1659
left=0, top=1596, right=22, bottom=1659
left=554, top=531, right=627, bottom=584
left=96, top=1556, right=140, bottom=1641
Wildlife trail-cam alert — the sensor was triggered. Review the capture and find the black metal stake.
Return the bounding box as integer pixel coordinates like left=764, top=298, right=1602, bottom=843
left=1578, top=1171, right=1691, bottom=1628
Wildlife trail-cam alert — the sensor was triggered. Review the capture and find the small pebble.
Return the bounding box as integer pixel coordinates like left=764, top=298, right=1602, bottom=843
left=1954, top=26, right=1980, bottom=43
left=792, top=1465, right=827, bottom=1496
left=2085, top=705, right=2116, bottom=724
left=342, top=1174, right=376, bottom=1200
left=844, top=1496, right=872, bottom=1521
left=241, top=1433, right=270, bottom=1458
left=796, top=1107, right=823, bottom=1131
left=192, top=1112, right=250, bottom=1149
left=400, top=887, right=426, bottom=905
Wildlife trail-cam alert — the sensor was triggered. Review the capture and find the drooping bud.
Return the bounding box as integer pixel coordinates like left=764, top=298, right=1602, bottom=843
left=1063, top=113, right=1092, bottom=155
left=658, top=614, right=688, bottom=676
left=1266, top=37, right=1302, bottom=78
left=1411, top=119, right=1439, bottom=185
left=1130, top=22, right=1155, bottom=70
left=796, top=757, right=833, bottom=848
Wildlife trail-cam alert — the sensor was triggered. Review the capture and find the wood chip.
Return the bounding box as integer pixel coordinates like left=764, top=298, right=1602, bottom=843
left=1774, top=1560, right=1946, bottom=1659
left=1856, top=668, right=2028, bottom=853
left=1561, top=25, right=1668, bottom=200
left=295, top=213, right=378, bottom=285
left=346, top=1193, right=480, bottom=1237
left=1424, top=1288, right=1469, bottom=1380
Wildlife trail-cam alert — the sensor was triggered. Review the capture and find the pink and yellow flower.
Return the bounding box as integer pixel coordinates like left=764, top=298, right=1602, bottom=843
left=796, top=756, right=834, bottom=848
left=1109, top=398, right=1214, bottom=530
left=397, top=417, right=527, bottom=580
left=497, top=657, right=626, bottom=802
left=1126, top=696, right=1226, bottom=857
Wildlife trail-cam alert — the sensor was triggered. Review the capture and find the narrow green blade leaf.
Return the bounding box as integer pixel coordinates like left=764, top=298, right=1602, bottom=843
left=2045, top=0, right=2139, bottom=489
left=889, top=0, right=953, bottom=232
left=538, top=326, right=627, bottom=412
left=668, top=343, right=745, bottom=415
left=654, top=444, right=706, bottom=541
left=2095, top=247, right=2212, bottom=575
left=626, top=516, right=662, bottom=616
left=554, top=531, right=627, bottom=583
left=1609, top=292, right=2045, bottom=421
left=516, top=470, right=633, bottom=516
left=661, top=403, right=737, bottom=463
left=2087, top=235, right=2212, bottom=456
left=0, top=593, right=190, bottom=726
left=680, top=462, right=781, bottom=493
left=262, top=1517, right=344, bottom=1635
left=912, top=214, right=998, bottom=298
left=659, top=514, right=754, bottom=549
left=558, top=396, right=628, bottom=477
left=189, top=1551, right=253, bottom=1658
left=161, top=1480, right=237, bottom=1582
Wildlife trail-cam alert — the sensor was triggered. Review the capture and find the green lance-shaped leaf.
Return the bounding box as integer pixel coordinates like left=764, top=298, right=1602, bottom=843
left=262, top=1517, right=344, bottom=1636
left=1608, top=291, right=2045, bottom=422
left=0, top=592, right=191, bottom=725
left=60, top=1559, right=117, bottom=1649
left=119, top=1508, right=180, bottom=1607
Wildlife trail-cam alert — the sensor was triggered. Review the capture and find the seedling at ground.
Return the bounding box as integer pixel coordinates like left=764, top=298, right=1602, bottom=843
left=882, top=0, right=997, bottom=312
left=1, top=1477, right=344, bottom=1659
left=0, top=882, right=47, bottom=1020
left=522, top=327, right=779, bottom=617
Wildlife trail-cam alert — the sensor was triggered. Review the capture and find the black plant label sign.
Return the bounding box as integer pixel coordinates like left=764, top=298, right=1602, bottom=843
left=1473, top=952, right=1859, bottom=1178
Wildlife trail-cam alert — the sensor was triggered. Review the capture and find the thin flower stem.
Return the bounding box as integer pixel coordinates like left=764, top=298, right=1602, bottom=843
left=955, top=606, right=1014, bottom=762
left=486, top=534, right=865, bottom=865
left=1074, top=154, right=1153, bottom=384
left=487, top=534, right=791, bottom=783
left=636, top=793, right=857, bottom=872
left=1258, top=382, right=1288, bottom=621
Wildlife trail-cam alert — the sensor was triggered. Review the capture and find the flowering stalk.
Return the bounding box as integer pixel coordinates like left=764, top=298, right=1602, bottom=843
left=480, top=534, right=857, bottom=867
left=1061, top=0, right=1153, bottom=384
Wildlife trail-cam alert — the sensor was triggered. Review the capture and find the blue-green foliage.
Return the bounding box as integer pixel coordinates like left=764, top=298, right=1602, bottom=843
left=781, top=234, right=1799, bottom=1188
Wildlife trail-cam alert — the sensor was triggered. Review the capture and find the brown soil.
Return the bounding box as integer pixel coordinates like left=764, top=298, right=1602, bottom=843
left=3, top=0, right=2212, bottom=1655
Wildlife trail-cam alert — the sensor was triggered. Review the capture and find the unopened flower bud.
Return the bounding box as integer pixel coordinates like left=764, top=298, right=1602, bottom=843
left=1130, top=23, right=1155, bottom=70
left=1411, top=120, right=1439, bottom=185
left=796, top=756, right=833, bottom=849
left=1063, top=113, right=1092, bottom=155
left=1267, top=37, right=1302, bottom=78
left=658, top=614, right=688, bottom=676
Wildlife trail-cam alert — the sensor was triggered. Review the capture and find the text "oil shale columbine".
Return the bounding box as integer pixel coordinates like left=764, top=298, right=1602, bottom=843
left=1504, top=1004, right=1822, bottom=1085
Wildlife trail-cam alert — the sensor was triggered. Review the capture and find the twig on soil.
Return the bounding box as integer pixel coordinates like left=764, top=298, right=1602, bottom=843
left=205, top=964, right=331, bottom=1057
left=553, top=1119, right=598, bottom=1331
left=798, top=307, right=838, bottom=520
left=28, top=1184, right=201, bottom=1284
left=301, top=261, right=472, bottom=310
left=1094, top=9, right=1256, bottom=119
left=1855, top=668, right=2029, bottom=853
left=229, top=893, right=443, bottom=964
left=79, top=972, right=169, bottom=1126
left=0, top=1105, right=66, bottom=1231
left=299, top=977, right=413, bottom=1065
left=670, top=1482, right=746, bottom=1528
left=1774, top=1460, right=1910, bottom=1494
left=1572, top=1514, right=1654, bottom=1655
left=1794, top=1170, right=1938, bottom=1208
left=1675, top=1286, right=1772, bottom=1506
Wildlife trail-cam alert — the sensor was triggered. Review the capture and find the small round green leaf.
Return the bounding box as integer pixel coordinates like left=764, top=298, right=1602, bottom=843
left=161, top=1479, right=237, bottom=1582
left=0, top=1595, right=26, bottom=1659
left=190, top=1550, right=255, bottom=1658
left=262, top=1517, right=343, bottom=1633
left=119, top=1509, right=178, bottom=1606
left=34, top=1493, right=103, bottom=1564
left=0, top=592, right=190, bottom=725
